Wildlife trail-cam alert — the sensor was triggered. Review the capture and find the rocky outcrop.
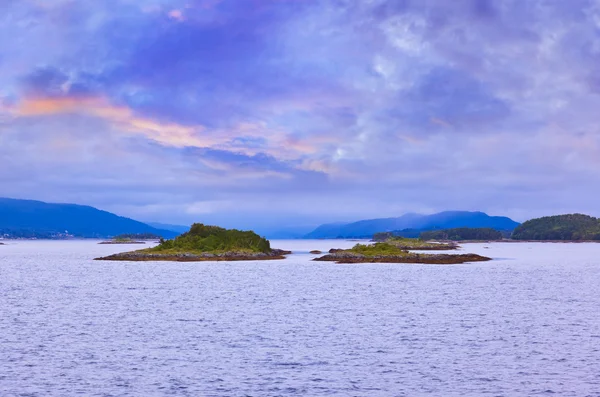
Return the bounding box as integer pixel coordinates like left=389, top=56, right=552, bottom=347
left=310, top=250, right=322, bottom=254
left=95, top=249, right=290, bottom=262
left=314, top=252, right=491, bottom=265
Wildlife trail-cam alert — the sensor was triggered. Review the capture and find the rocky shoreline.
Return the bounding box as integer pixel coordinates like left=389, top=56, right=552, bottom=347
left=314, top=251, right=491, bottom=264
left=95, top=249, right=292, bottom=262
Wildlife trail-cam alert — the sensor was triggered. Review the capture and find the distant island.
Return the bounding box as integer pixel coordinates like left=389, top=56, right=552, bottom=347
left=511, top=214, right=600, bottom=241
left=98, top=233, right=163, bottom=244
left=314, top=240, right=490, bottom=264
left=372, top=235, right=458, bottom=249
left=96, top=223, right=290, bottom=261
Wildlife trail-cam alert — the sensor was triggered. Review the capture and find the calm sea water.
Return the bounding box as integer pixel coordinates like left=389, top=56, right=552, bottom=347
left=1, top=240, right=600, bottom=396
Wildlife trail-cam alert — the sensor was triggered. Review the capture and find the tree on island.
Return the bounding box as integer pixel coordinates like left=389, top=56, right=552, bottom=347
left=511, top=214, right=600, bottom=241
left=153, top=223, right=272, bottom=253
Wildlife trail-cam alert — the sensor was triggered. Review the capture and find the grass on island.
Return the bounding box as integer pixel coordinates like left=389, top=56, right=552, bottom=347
left=346, top=243, right=410, bottom=257
left=144, top=223, right=272, bottom=254
left=338, top=239, right=458, bottom=257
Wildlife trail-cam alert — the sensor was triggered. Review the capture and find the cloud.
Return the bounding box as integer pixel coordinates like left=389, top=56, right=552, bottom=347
left=11, top=95, right=208, bottom=148
left=3, top=0, right=600, bottom=227
left=167, top=9, right=185, bottom=21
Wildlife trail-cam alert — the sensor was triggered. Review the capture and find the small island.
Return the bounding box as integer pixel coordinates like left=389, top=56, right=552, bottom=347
left=98, top=233, right=166, bottom=244
left=315, top=242, right=491, bottom=264
left=95, top=223, right=290, bottom=262
left=372, top=234, right=458, bottom=249
left=98, top=238, right=146, bottom=245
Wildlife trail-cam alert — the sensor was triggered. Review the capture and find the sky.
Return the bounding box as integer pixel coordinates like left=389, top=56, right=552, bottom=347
left=2, top=0, right=600, bottom=231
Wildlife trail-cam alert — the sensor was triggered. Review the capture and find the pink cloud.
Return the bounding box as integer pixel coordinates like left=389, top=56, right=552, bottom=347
left=168, top=9, right=185, bottom=21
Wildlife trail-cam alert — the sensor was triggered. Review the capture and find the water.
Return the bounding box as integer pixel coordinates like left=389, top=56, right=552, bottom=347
left=1, top=240, right=600, bottom=396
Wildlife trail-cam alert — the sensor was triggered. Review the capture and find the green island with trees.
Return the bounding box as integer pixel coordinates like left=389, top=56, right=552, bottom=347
left=314, top=242, right=490, bottom=264
left=96, top=223, right=290, bottom=261
left=511, top=214, right=600, bottom=241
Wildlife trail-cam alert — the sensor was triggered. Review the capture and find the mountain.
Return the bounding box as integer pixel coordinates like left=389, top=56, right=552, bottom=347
left=0, top=198, right=178, bottom=238
left=147, top=222, right=190, bottom=234
left=258, top=225, right=326, bottom=239
left=304, top=211, right=520, bottom=239
left=511, top=214, right=600, bottom=240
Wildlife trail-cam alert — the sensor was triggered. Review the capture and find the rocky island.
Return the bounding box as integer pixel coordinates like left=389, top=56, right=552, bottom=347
left=378, top=236, right=458, bottom=250
left=98, top=238, right=146, bottom=245
left=95, top=223, right=290, bottom=262
left=98, top=233, right=167, bottom=244
left=315, top=242, right=491, bottom=264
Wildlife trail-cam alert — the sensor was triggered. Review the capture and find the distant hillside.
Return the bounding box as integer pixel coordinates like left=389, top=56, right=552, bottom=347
left=512, top=214, right=600, bottom=240
left=0, top=198, right=178, bottom=239
left=147, top=222, right=190, bottom=234
left=420, top=228, right=503, bottom=241
left=304, top=211, right=520, bottom=239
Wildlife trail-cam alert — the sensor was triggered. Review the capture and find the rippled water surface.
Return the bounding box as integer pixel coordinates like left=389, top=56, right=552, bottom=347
left=1, top=240, right=600, bottom=396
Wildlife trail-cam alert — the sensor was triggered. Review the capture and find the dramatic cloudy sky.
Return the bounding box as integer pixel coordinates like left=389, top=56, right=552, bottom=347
left=2, top=0, right=600, bottom=230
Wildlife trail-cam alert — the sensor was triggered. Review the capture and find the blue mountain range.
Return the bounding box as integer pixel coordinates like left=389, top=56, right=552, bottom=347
left=0, top=198, right=178, bottom=238
left=304, top=211, right=520, bottom=239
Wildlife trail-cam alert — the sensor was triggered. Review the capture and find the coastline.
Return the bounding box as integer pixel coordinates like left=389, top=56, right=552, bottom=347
left=98, top=241, right=146, bottom=245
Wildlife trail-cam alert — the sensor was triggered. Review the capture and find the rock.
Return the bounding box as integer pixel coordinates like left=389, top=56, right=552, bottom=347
left=310, top=250, right=322, bottom=254
left=272, top=249, right=292, bottom=255
left=95, top=249, right=290, bottom=262
left=313, top=252, right=491, bottom=265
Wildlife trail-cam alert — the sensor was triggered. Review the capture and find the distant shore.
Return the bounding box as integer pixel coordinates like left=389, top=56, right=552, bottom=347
left=98, top=241, right=146, bottom=245
left=448, top=239, right=600, bottom=244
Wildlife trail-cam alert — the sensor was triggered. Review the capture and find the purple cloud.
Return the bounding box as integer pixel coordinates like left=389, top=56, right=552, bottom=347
left=2, top=0, right=600, bottom=229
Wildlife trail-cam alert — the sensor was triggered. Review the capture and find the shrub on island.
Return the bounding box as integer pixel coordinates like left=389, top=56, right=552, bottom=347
left=153, top=223, right=271, bottom=254
left=314, top=242, right=490, bottom=264
left=95, top=223, right=284, bottom=261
